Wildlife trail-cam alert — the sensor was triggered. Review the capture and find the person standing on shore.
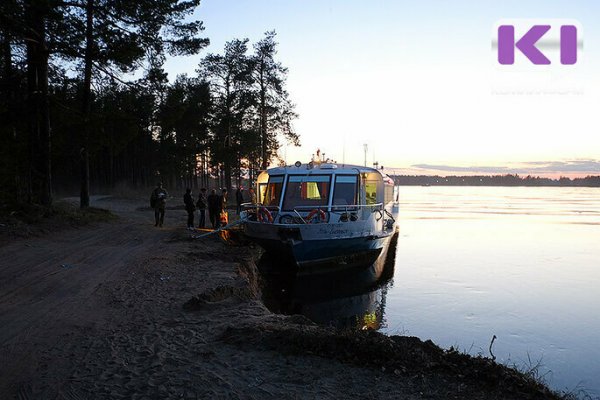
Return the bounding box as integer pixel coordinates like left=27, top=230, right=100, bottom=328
left=150, top=182, right=168, bottom=227
left=220, top=189, right=229, bottom=227
left=207, top=189, right=220, bottom=229
left=183, top=188, right=195, bottom=229
left=235, top=187, right=244, bottom=215
left=196, top=188, right=207, bottom=228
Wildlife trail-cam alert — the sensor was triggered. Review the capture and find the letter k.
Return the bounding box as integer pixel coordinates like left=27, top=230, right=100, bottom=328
left=498, top=25, right=551, bottom=65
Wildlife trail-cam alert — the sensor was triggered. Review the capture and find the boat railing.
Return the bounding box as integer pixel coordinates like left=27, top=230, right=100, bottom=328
left=287, top=203, right=383, bottom=211
left=292, top=203, right=385, bottom=223
left=330, top=203, right=384, bottom=213
left=242, top=203, right=385, bottom=224
left=242, top=202, right=383, bottom=211
left=241, top=202, right=279, bottom=211
left=288, top=203, right=383, bottom=213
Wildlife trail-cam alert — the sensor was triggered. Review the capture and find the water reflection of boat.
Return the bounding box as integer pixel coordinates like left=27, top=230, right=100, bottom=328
left=298, top=286, right=386, bottom=330
left=260, top=232, right=397, bottom=330
left=242, top=159, right=399, bottom=274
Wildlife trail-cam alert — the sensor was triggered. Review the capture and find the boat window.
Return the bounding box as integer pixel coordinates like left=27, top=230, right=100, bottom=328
left=263, top=176, right=284, bottom=207
left=258, top=183, right=267, bottom=204
left=282, top=175, right=331, bottom=211
left=333, top=175, right=358, bottom=208
left=365, top=181, right=378, bottom=205
left=384, top=184, right=394, bottom=204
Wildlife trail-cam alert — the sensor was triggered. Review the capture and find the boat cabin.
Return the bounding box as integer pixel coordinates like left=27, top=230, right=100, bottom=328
left=253, top=163, right=395, bottom=224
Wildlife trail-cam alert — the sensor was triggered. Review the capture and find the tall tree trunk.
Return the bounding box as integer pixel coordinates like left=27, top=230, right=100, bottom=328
left=80, top=0, right=93, bottom=208
left=205, top=152, right=209, bottom=189
left=1, top=28, right=17, bottom=202
left=224, top=163, right=232, bottom=190
left=201, top=150, right=208, bottom=189
left=193, top=159, right=198, bottom=189
left=260, top=72, right=267, bottom=170
left=224, top=81, right=233, bottom=190
left=1, top=29, right=12, bottom=95
left=237, top=153, right=241, bottom=188
left=249, top=160, right=254, bottom=190
left=25, top=0, right=52, bottom=206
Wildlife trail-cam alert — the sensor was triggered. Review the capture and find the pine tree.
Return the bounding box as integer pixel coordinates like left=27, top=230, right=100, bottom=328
left=54, top=0, right=209, bottom=207
left=251, top=31, right=299, bottom=170
left=199, top=38, right=253, bottom=190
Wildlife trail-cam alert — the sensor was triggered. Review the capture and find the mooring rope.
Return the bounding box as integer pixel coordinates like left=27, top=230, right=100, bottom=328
left=190, top=218, right=246, bottom=240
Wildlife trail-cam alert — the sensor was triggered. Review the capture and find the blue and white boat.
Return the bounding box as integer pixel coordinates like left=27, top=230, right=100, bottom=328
left=242, top=160, right=399, bottom=274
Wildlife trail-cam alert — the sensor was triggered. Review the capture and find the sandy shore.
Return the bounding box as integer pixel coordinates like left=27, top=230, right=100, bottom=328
left=0, top=196, right=565, bottom=399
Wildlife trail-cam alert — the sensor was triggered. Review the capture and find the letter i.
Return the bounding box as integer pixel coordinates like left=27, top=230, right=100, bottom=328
left=560, top=25, right=577, bottom=65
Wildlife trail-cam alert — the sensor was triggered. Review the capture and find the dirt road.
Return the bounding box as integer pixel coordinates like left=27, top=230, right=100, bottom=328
left=0, top=196, right=189, bottom=397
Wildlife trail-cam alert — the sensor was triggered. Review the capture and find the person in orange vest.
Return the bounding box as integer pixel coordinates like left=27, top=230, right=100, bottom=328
left=219, top=189, right=228, bottom=227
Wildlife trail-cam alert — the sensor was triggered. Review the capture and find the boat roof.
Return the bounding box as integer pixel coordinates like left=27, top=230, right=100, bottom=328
left=266, top=163, right=385, bottom=176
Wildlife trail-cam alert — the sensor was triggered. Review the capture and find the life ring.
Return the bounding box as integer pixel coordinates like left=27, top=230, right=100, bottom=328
left=307, top=208, right=327, bottom=223
left=257, top=207, right=273, bottom=223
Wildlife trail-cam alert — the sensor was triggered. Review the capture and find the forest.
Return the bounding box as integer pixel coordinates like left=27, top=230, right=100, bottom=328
left=0, top=0, right=298, bottom=209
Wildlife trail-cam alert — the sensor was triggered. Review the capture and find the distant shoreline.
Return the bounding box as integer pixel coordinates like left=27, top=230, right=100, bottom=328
left=391, top=174, right=600, bottom=187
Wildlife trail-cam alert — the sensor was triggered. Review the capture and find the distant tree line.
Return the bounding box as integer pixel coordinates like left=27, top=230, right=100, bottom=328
left=0, top=0, right=298, bottom=210
left=392, top=174, right=600, bottom=187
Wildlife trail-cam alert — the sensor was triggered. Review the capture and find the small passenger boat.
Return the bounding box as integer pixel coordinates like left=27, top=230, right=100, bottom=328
left=242, top=158, right=399, bottom=274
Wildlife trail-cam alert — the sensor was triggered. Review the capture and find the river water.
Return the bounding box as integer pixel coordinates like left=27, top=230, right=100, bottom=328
left=263, top=186, right=600, bottom=396
left=380, top=186, right=600, bottom=397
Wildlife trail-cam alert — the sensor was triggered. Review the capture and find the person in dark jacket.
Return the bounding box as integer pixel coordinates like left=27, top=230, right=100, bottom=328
left=235, top=187, right=244, bottom=215
left=207, top=189, right=220, bottom=229
left=196, top=188, right=207, bottom=228
left=150, top=182, right=168, bottom=227
left=183, top=188, right=195, bottom=229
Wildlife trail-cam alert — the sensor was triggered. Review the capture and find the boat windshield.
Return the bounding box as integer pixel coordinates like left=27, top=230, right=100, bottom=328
left=332, top=175, right=358, bottom=207
left=282, top=175, right=331, bottom=211
left=263, top=176, right=284, bottom=207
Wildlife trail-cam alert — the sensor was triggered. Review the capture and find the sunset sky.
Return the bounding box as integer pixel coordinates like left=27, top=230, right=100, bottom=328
left=165, top=0, right=600, bottom=177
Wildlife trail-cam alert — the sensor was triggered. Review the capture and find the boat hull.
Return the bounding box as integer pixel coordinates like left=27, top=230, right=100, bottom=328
left=244, top=221, right=397, bottom=274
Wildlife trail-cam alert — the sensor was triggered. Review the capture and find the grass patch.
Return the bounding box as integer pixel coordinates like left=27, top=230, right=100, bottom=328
left=0, top=200, right=117, bottom=244
left=51, top=201, right=118, bottom=225
left=1, top=201, right=116, bottom=225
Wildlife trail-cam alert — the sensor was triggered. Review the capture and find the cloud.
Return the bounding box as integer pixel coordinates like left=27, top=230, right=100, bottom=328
left=526, top=160, right=600, bottom=173
left=412, top=164, right=510, bottom=173
left=411, top=160, right=600, bottom=175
